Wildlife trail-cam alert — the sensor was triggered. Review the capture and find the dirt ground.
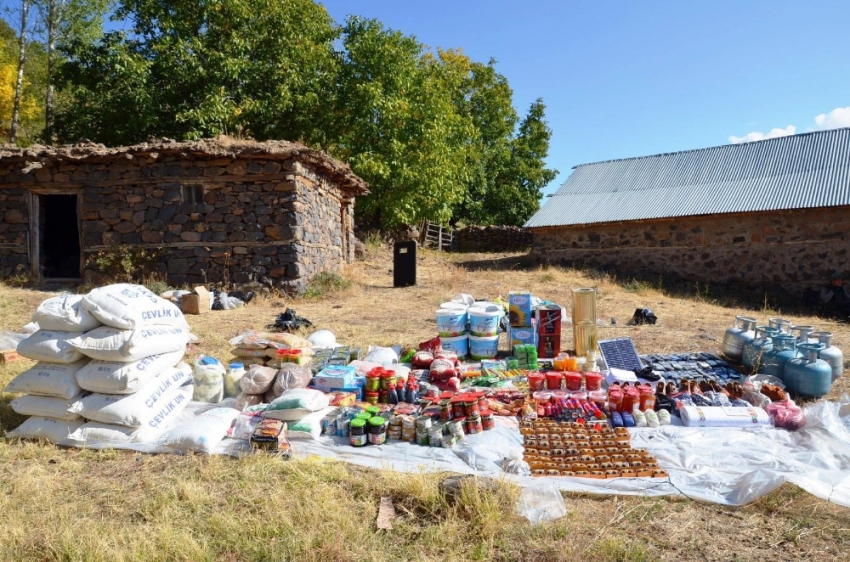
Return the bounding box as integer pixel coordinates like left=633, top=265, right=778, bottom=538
left=1, top=245, right=849, bottom=562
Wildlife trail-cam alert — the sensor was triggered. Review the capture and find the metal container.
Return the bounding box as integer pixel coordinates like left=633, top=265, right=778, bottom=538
left=783, top=343, right=833, bottom=397
left=721, top=315, right=758, bottom=361
left=742, top=326, right=779, bottom=372
left=811, top=331, right=843, bottom=382
left=571, top=288, right=597, bottom=325
left=574, top=321, right=597, bottom=357
left=768, top=318, right=792, bottom=334
left=789, top=325, right=815, bottom=345
left=761, top=334, right=799, bottom=380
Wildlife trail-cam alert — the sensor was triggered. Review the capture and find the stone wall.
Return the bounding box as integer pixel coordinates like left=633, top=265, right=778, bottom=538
left=0, top=188, right=28, bottom=275
left=452, top=225, right=532, bottom=253
left=531, top=206, right=850, bottom=292
left=0, top=152, right=358, bottom=293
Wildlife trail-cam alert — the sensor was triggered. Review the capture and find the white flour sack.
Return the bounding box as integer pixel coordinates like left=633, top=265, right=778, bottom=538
left=71, top=363, right=193, bottom=427
left=68, top=325, right=191, bottom=362
left=81, top=284, right=188, bottom=330
left=10, top=394, right=84, bottom=421
left=3, top=360, right=87, bottom=399
left=157, top=407, right=240, bottom=454
left=75, top=349, right=185, bottom=394
left=17, top=330, right=86, bottom=363
left=7, top=417, right=84, bottom=444
left=32, top=294, right=101, bottom=332
left=68, top=389, right=191, bottom=445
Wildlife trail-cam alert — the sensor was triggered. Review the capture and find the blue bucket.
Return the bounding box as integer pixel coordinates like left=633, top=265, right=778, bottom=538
left=436, top=309, right=468, bottom=337
left=440, top=335, right=469, bottom=358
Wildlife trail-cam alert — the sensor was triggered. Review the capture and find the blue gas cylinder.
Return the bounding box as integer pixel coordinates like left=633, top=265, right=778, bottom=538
left=760, top=335, right=799, bottom=381
left=783, top=343, right=833, bottom=398
left=742, top=326, right=779, bottom=372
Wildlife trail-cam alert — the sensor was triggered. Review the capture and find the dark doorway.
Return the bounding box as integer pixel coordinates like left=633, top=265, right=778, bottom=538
left=39, top=194, right=81, bottom=278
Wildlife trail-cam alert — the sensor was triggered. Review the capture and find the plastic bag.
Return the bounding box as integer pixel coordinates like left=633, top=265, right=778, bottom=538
left=307, top=329, right=336, bottom=349
left=767, top=398, right=807, bottom=431
left=741, top=382, right=771, bottom=408
left=271, top=363, right=313, bottom=397
left=235, top=392, right=264, bottom=411
left=501, top=449, right=531, bottom=477
left=239, top=365, right=278, bottom=394
left=217, top=292, right=245, bottom=310
left=193, top=355, right=225, bottom=403
left=364, top=346, right=399, bottom=365
left=515, top=483, right=568, bottom=524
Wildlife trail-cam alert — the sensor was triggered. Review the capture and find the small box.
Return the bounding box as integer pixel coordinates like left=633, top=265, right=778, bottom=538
left=341, top=386, right=363, bottom=401
left=0, top=349, right=22, bottom=364
left=508, top=291, right=533, bottom=327
left=182, top=286, right=210, bottom=315
left=313, top=365, right=358, bottom=390
left=510, top=323, right=538, bottom=348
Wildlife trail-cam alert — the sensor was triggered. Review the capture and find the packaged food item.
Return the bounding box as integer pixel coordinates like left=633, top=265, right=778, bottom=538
left=250, top=419, right=291, bottom=455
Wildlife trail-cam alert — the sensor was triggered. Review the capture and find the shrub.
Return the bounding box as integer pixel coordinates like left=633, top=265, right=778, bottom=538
left=303, top=272, right=352, bottom=299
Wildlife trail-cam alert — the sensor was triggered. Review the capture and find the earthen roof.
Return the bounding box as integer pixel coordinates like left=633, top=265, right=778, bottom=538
left=0, top=137, right=368, bottom=195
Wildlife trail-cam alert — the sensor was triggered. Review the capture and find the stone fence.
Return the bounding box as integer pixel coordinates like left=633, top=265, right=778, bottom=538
left=451, top=225, right=532, bottom=253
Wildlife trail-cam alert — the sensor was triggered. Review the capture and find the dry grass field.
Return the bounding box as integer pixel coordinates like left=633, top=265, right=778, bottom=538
left=1, top=244, right=849, bottom=562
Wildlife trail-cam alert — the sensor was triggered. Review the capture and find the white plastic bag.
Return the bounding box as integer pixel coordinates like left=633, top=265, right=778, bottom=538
left=230, top=410, right=264, bottom=439
left=32, top=294, right=101, bottom=332
left=193, top=356, right=225, bottom=403
left=263, top=388, right=330, bottom=421
left=82, top=284, right=188, bottom=330
left=10, top=394, right=84, bottom=421
left=0, top=329, right=28, bottom=350
left=4, top=360, right=87, bottom=399
left=515, top=483, right=568, bottom=524
left=7, top=416, right=84, bottom=444
left=364, top=346, right=399, bottom=365
left=71, top=363, right=193, bottom=427
left=157, top=407, right=240, bottom=454
left=75, top=349, right=185, bottom=394
left=17, top=330, right=85, bottom=363
left=68, top=325, right=191, bottom=362
left=287, top=406, right=334, bottom=440
left=307, top=329, right=337, bottom=349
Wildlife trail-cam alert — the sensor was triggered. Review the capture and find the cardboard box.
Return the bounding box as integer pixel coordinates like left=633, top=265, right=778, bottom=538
left=509, top=322, right=538, bottom=348
left=182, top=286, right=210, bottom=315
left=0, top=349, right=22, bottom=364
left=313, top=365, right=358, bottom=390
left=508, top=291, right=533, bottom=327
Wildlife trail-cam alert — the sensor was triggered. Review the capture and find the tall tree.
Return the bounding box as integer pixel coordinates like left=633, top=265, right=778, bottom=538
left=57, top=0, right=338, bottom=145
left=35, top=0, right=109, bottom=143
left=329, top=17, right=472, bottom=228
left=9, top=0, right=31, bottom=143
left=0, top=16, right=43, bottom=142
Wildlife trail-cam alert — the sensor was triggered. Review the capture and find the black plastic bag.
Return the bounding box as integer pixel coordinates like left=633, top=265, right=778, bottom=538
left=632, top=308, right=658, bottom=325
left=267, top=308, right=313, bottom=332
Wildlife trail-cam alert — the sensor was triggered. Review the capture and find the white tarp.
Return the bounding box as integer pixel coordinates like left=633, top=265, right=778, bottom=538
left=51, top=395, right=850, bottom=507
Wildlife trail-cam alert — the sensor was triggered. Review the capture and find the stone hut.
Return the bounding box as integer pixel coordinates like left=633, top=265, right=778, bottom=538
left=0, top=138, right=368, bottom=293
left=526, top=128, right=850, bottom=294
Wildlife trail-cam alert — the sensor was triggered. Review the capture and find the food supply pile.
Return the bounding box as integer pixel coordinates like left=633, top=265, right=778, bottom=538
left=2, top=284, right=846, bottom=492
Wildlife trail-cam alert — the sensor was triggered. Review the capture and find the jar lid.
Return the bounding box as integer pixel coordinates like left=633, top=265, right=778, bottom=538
left=275, top=349, right=288, bottom=356
left=366, top=406, right=381, bottom=415
left=368, top=416, right=386, bottom=426
left=229, top=363, right=244, bottom=369
left=355, top=412, right=371, bottom=420
left=350, top=418, right=367, bottom=428
left=289, top=349, right=302, bottom=356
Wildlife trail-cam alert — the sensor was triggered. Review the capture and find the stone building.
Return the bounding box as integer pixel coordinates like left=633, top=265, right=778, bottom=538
left=526, top=128, right=850, bottom=294
left=0, top=138, right=368, bottom=293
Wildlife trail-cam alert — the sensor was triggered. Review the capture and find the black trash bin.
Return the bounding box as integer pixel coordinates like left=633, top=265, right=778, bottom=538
left=393, top=241, right=417, bottom=288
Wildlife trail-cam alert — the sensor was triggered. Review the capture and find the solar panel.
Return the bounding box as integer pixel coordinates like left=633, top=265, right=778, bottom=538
left=598, top=337, right=643, bottom=371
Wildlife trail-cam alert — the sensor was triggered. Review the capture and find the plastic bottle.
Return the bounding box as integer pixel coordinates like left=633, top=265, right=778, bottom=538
left=644, top=409, right=659, bottom=428
left=657, top=409, right=671, bottom=426
left=632, top=407, right=647, bottom=427
left=224, top=363, right=245, bottom=398
left=387, top=384, right=399, bottom=405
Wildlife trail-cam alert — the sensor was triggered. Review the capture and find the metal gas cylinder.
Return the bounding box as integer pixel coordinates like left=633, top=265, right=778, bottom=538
left=742, top=326, right=779, bottom=372
left=722, top=315, right=758, bottom=361
left=790, top=325, right=815, bottom=345
left=760, top=334, right=799, bottom=381
left=768, top=317, right=792, bottom=334
left=783, top=343, right=833, bottom=398
left=811, top=331, right=843, bottom=382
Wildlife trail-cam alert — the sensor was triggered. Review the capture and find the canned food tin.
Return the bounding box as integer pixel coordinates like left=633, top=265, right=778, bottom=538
left=465, top=414, right=483, bottom=434
left=481, top=412, right=495, bottom=431
left=336, top=418, right=350, bottom=437
left=448, top=418, right=466, bottom=437
left=416, top=415, right=432, bottom=430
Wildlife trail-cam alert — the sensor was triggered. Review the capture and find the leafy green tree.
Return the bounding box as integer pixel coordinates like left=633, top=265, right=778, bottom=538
left=57, top=0, right=338, bottom=145
left=329, top=17, right=472, bottom=228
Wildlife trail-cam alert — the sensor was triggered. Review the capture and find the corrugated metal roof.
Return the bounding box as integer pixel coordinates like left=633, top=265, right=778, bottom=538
left=525, top=127, right=850, bottom=228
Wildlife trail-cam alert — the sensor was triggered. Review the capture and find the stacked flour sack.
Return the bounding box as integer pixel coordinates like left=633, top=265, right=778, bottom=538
left=6, top=294, right=101, bottom=444
left=66, top=284, right=194, bottom=445
left=5, top=284, right=195, bottom=446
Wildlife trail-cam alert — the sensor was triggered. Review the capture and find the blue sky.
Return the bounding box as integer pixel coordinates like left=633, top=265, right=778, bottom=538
left=319, top=0, right=850, bottom=195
